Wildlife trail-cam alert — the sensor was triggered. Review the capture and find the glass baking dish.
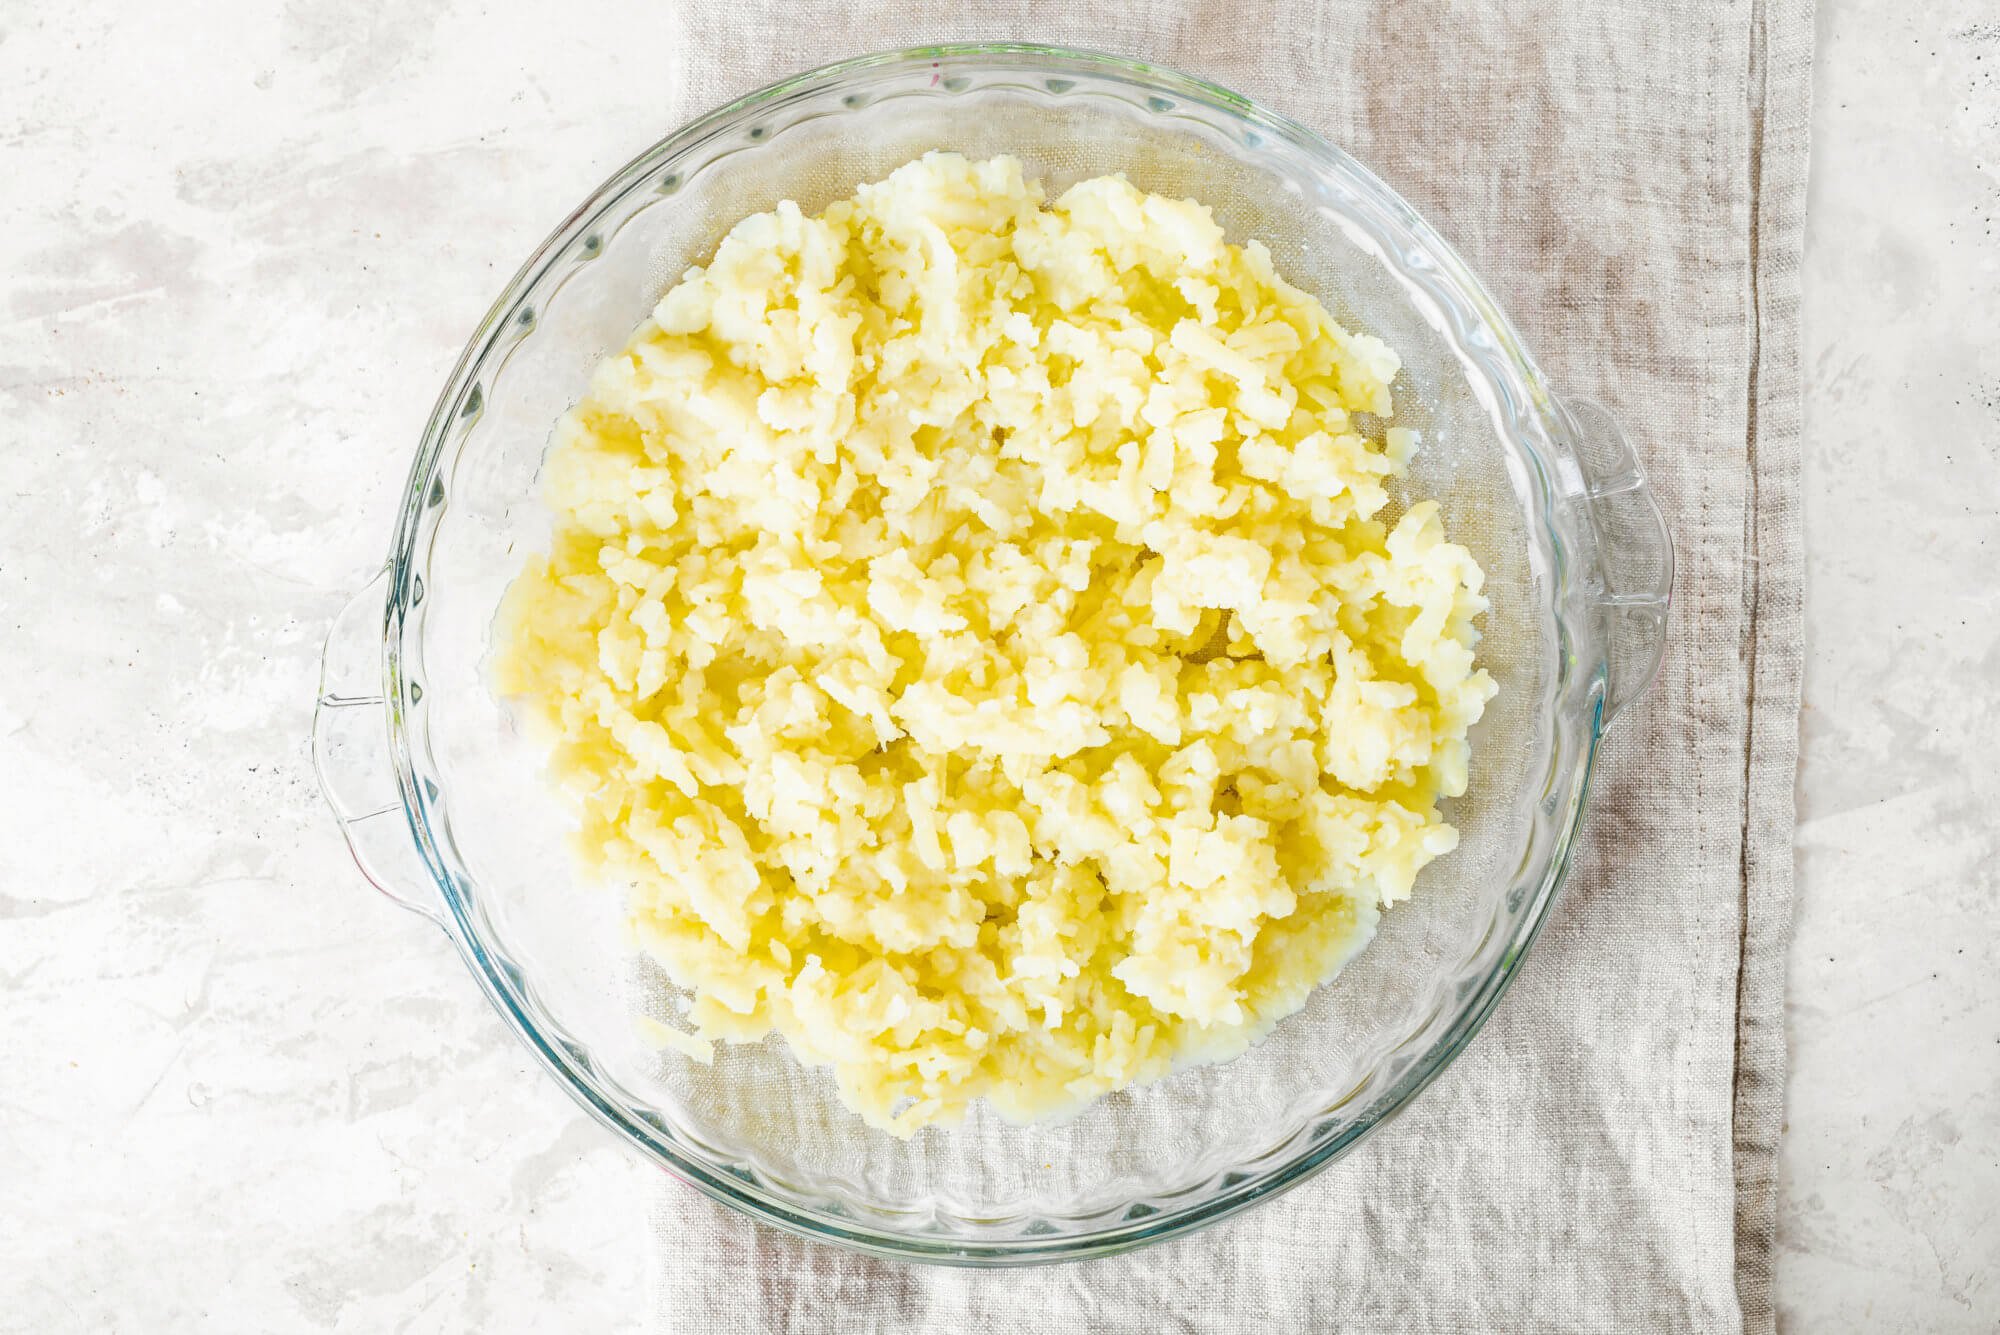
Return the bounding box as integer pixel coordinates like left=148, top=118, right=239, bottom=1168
left=311, top=44, right=1671, bottom=1264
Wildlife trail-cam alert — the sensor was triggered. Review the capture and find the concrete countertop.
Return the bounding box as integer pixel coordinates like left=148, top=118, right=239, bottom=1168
left=2, top=0, right=1993, bottom=1329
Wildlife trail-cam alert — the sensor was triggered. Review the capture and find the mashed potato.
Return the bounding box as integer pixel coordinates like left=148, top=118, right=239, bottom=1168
left=493, top=153, right=1496, bottom=1135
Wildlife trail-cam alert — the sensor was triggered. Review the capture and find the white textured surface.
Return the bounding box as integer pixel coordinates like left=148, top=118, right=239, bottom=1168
left=1778, top=2, right=2000, bottom=1328
left=0, top=3, right=1991, bottom=1333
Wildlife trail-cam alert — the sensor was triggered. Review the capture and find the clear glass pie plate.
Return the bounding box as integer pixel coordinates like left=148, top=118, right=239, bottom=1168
left=311, top=44, right=1672, bottom=1264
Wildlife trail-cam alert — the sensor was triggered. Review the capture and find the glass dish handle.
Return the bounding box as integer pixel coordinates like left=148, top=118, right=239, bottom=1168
left=1559, top=397, right=1674, bottom=726
left=311, top=567, right=446, bottom=927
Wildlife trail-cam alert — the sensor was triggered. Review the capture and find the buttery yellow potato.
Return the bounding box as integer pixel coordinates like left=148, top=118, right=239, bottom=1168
left=494, top=153, right=1497, bottom=1135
